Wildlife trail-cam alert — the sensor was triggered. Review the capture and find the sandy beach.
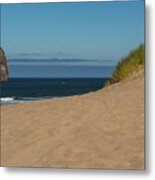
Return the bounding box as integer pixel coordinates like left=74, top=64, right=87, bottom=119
left=1, top=69, right=144, bottom=169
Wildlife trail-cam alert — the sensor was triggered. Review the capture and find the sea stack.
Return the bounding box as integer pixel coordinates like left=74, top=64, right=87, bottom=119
left=0, top=47, right=9, bottom=81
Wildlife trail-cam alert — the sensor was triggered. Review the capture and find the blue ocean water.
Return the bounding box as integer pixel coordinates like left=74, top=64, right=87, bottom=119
left=8, top=64, right=114, bottom=78
left=0, top=78, right=109, bottom=104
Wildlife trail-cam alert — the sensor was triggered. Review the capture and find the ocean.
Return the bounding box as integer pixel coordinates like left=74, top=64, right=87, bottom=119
left=0, top=78, right=109, bottom=105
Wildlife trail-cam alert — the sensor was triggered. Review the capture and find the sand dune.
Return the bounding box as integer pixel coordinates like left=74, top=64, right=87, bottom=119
left=1, top=69, right=144, bottom=169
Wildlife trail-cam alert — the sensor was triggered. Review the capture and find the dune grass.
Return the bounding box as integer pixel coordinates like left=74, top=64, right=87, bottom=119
left=104, top=44, right=144, bottom=87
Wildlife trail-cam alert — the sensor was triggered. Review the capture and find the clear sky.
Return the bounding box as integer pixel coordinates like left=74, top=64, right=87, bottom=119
left=1, top=1, right=144, bottom=63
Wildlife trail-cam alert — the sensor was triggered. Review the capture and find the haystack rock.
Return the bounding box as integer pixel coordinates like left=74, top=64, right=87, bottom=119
left=0, top=47, right=9, bottom=81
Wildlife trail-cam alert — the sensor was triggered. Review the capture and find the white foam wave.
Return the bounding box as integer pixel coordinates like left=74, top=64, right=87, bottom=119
left=0, top=96, right=60, bottom=105
left=1, top=97, right=14, bottom=102
left=0, top=97, right=19, bottom=105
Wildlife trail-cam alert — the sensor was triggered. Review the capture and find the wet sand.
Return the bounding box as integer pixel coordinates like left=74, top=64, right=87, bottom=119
left=1, top=69, right=144, bottom=169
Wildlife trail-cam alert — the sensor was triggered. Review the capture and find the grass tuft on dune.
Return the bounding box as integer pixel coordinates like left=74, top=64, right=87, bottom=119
left=105, top=44, right=144, bottom=87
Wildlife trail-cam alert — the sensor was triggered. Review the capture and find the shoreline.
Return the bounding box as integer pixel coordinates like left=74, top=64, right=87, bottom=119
left=0, top=77, right=107, bottom=105
left=0, top=92, right=96, bottom=105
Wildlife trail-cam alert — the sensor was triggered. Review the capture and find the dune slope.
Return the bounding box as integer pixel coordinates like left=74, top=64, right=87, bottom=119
left=1, top=69, right=144, bottom=169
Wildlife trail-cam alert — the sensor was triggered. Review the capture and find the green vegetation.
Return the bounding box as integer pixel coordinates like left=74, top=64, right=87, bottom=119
left=105, top=44, right=144, bottom=86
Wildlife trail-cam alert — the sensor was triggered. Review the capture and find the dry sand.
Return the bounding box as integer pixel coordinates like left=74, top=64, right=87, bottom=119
left=1, top=69, right=144, bottom=169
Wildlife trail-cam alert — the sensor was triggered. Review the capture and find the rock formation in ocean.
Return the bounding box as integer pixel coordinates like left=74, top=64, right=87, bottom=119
left=0, top=47, right=9, bottom=81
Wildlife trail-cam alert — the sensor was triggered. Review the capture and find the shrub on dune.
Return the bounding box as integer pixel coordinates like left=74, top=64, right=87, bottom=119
left=104, top=44, right=144, bottom=86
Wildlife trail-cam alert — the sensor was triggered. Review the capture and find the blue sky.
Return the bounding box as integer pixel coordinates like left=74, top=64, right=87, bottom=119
left=1, top=1, right=144, bottom=63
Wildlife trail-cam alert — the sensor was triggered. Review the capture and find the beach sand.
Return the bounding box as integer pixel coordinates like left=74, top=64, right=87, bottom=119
left=1, top=69, right=144, bottom=169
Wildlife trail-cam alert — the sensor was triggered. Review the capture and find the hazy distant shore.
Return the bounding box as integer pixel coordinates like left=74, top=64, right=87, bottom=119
left=1, top=68, right=144, bottom=169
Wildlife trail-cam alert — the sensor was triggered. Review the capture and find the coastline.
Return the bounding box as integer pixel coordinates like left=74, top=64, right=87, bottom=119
left=0, top=77, right=108, bottom=105
left=1, top=68, right=144, bottom=169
